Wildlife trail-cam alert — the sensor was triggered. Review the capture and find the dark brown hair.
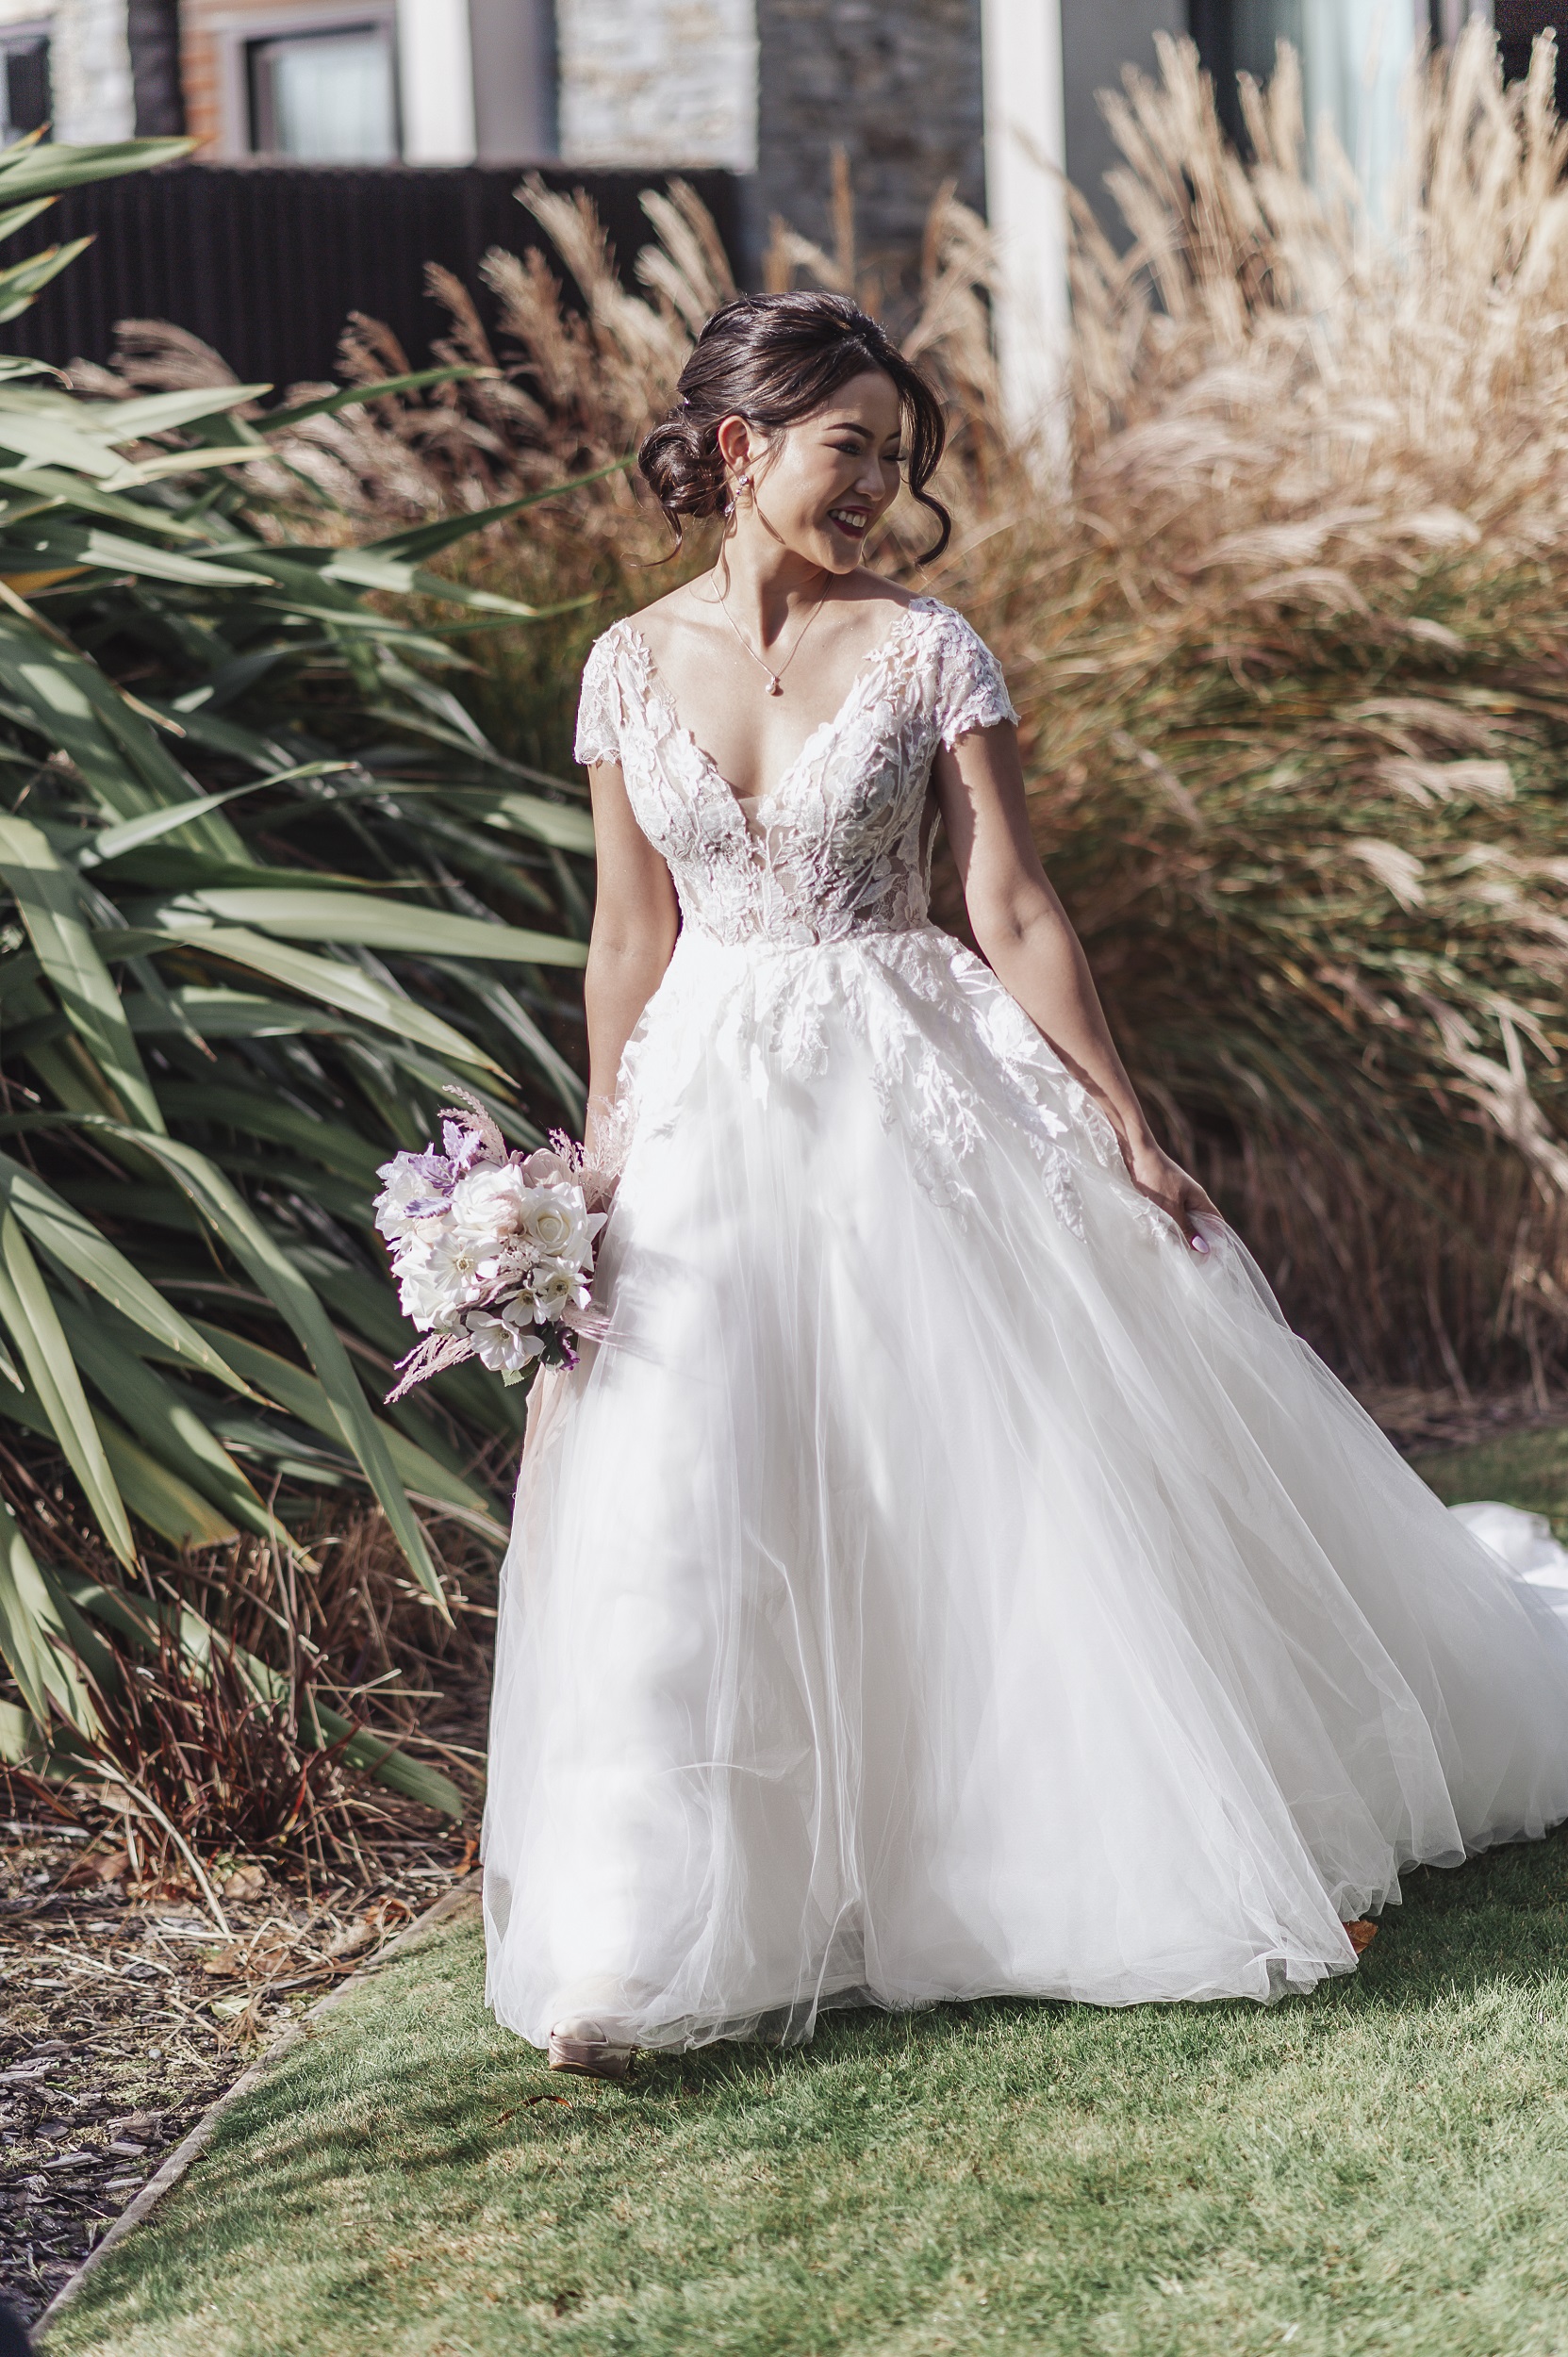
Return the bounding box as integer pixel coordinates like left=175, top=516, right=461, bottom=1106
left=638, top=290, right=951, bottom=563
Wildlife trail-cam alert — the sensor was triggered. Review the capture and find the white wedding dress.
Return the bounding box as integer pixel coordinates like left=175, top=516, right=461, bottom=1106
left=482, top=597, right=1568, bottom=2051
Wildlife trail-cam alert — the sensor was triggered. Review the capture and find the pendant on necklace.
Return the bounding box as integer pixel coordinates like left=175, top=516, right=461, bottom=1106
left=767, top=675, right=783, bottom=697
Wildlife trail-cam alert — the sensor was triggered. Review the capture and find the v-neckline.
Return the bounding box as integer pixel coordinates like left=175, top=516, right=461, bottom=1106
left=624, top=601, right=927, bottom=819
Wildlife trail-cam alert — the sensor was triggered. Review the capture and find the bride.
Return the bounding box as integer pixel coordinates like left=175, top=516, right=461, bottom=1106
left=482, top=289, right=1568, bottom=2079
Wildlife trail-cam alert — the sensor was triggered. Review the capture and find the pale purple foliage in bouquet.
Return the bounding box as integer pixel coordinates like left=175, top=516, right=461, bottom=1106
left=373, top=1096, right=609, bottom=1400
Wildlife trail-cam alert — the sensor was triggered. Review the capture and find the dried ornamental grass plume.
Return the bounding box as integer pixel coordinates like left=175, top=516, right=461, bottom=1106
left=932, top=26, right=1568, bottom=1400
left=73, top=172, right=1009, bottom=564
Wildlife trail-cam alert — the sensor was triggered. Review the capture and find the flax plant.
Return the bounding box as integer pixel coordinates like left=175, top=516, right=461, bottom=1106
left=0, top=137, right=600, bottom=1803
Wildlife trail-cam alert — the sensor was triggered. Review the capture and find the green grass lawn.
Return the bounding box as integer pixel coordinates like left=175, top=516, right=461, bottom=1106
left=1413, top=1423, right=1568, bottom=1539
left=41, top=1428, right=1568, bottom=2357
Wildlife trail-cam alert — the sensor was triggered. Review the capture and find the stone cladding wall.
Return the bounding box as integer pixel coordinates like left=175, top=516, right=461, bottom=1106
left=556, top=0, right=758, bottom=168
left=756, top=0, right=985, bottom=305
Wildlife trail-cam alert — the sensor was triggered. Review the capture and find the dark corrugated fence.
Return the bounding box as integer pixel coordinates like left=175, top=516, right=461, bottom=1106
left=0, top=162, right=745, bottom=388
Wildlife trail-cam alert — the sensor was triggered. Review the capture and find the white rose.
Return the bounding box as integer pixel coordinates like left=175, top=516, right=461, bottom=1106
left=517, top=1183, right=603, bottom=1267
left=449, top=1162, right=531, bottom=1238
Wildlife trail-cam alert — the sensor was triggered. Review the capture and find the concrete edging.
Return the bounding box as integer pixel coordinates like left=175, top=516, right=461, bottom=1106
left=35, top=1879, right=483, bottom=2339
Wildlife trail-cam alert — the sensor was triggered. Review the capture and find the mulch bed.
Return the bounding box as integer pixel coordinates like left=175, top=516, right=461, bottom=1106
left=1357, top=1381, right=1567, bottom=1457
left=0, top=1797, right=472, bottom=2331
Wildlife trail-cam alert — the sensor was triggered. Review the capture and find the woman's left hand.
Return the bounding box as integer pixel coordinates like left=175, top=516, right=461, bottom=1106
left=1123, top=1138, right=1221, bottom=1252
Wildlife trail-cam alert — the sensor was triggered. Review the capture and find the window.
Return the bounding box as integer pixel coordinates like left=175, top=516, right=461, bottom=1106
left=1190, top=1, right=1413, bottom=210
left=0, top=29, right=49, bottom=146
left=247, top=21, right=398, bottom=159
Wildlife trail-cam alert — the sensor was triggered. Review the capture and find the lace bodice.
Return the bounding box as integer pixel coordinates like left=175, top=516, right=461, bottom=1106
left=574, top=598, right=1017, bottom=948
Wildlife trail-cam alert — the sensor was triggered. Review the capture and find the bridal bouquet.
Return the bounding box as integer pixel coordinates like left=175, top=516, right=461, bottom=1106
left=373, top=1096, right=610, bottom=1401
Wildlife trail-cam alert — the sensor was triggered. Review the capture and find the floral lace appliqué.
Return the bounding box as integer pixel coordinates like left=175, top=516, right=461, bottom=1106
left=575, top=599, right=1017, bottom=952
left=573, top=599, right=1149, bottom=1241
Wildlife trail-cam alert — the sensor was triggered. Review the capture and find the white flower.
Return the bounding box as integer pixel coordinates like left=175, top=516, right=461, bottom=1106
left=530, top=1257, right=591, bottom=1317
left=373, top=1150, right=451, bottom=1243
left=520, top=1184, right=602, bottom=1266
left=448, top=1163, right=603, bottom=1271
left=463, top=1298, right=547, bottom=1375
left=394, top=1223, right=487, bottom=1331
left=448, top=1161, right=530, bottom=1238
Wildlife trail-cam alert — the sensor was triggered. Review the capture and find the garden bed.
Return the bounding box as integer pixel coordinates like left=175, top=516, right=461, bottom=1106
left=0, top=1792, right=472, bottom=2330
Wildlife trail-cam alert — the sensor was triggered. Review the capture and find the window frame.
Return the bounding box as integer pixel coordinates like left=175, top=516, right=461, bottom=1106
left=0, top=21, right=51, bottom=147
left=211, top=0, right=400, bottom=160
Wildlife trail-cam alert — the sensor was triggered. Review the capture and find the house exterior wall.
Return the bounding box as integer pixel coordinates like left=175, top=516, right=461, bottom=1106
left=53, top=0, right=136, bottom=137
left=555, top=0, right=758, bottom=166
left=756, top=0, right=984, bottom=302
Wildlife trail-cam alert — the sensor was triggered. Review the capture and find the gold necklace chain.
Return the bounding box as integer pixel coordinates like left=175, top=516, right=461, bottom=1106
left=713, top=579, right=830, bottom=697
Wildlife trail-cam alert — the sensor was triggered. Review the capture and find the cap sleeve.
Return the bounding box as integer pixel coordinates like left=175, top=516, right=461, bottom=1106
left=573, top=630, right=623, bottom=769
left=930, top=608, right=1019, bottom=750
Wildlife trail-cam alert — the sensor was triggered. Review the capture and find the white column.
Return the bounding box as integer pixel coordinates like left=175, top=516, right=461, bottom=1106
left=1301, top=0, right=1418, bottom=220
left=51, top=0, right=136, bottom=140
left=1433, top=1, right=1492, bottom=41
left=981, top=0, right=1069, bottom=458
left=397, top=0, right=478, bottom=163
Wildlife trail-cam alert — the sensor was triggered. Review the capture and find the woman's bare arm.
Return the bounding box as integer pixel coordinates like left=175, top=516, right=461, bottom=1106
left=582, top=758, right=680, bottom=1152
left=934, top=723, right=1216, bottom=1244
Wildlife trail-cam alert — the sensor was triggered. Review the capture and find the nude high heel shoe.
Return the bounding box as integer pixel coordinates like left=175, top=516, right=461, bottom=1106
left=548, top=2019, right=637, bottom=2080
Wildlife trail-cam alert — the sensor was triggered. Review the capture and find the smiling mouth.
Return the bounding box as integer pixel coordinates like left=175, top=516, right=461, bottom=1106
left=827, top=505, right=871, bottom=536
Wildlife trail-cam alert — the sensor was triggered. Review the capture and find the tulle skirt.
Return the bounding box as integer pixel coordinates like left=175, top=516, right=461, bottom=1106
left=483, top=921, right=1568, bottom=2050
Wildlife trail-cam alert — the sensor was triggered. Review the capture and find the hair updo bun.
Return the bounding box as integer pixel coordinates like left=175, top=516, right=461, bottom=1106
left=637, top=290, right=951, bottom=563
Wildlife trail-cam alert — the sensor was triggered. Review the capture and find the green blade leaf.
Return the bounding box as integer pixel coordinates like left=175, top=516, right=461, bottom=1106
left=259, top=365, right=493, bottom=432
left=97, top=446, right=270, bottom=490
left=97, top=1415, right=240, bottom=1549
left=481, top=790, right=597, bottom=855
left=0, top=238, right=94, bottom=326
left=81, top=762, right=349, bottom=865
left=124, top=984, right=336, bottom=1039
left=0, top=813, right=166, bottom=1131
left=0, top=1150, right=252, bottom=1386
left=0, top=137, right=192, bottom=201
left=0, top=1492, right=96, bottom=1732
left=365, top=454, right=635, bottom=561
left=190, top=1321, right=506, bottom=1543
left=69, top=384, right=272, bottom=444
left=0, top=197, right=58, bottom=247
left=0, top=401, right=137, bottom=477
left=2, top=520, right=272, bottom=586
left=141, top=921, right=507, bottom=1071
left=0, top=615, right=249, bottom=852
left=0, top=1204, right=134, bottom=1566
left=155, top=1082, right=387, bottom=1187
left=142, top=887, right=589, bottom=967
left=79, top=1129, right=445, bottom=1605
left=320, top=1715, right=465, bottom=1816
left=0, top=460, right=239, bottom=538
left=56, top=1298, right=274, bottom=1539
